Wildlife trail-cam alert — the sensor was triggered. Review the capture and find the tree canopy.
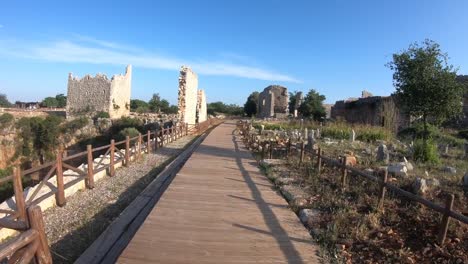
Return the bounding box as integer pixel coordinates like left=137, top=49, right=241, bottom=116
left=243, top=92, right=259, bottom=117
left=208, top=102, right=243, bottom=116
left=298, top=89, right=326, bottom=121
left=387, top=39, right=464, bottom=135
left=0, top=94, right=12, bottom=107
left=42, top=97, right=58, bottom=108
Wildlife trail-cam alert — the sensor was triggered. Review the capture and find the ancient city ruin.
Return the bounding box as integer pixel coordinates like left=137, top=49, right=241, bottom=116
left=331, top=91, right=409, bottom=131
left=257, top=85, right=289, bottom=118
left=178, top=66, right=199, bottom=125
left=197, top=89, right=207, bottom=123
left=293, top=92, right=303, bottom=117
left=66, top=65, right=132, bottom=119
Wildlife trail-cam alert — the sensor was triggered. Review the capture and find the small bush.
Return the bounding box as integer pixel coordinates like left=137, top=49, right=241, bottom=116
left=0, top=113, right=14, bottom=128
left=116, top=127, right=140, bottom=141
left=458, top=130, right=468, bottom=140
left=64, top=117, right=89, bottom=132
left=111, top=117, right=144, bottom=135
left=95, top=111, right=110, bottom=119
left=413, top=139, right=439, bottom=164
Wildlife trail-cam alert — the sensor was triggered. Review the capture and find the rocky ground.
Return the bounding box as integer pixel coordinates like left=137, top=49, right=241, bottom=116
left=43, top=135, right=197, bottom=263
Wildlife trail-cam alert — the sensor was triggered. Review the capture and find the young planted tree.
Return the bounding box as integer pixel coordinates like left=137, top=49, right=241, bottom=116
left=388, top=40, right=464, bottom=162
left=243, top=92, right=259, bottom=117
left=298, top=89, right=326, bottom=121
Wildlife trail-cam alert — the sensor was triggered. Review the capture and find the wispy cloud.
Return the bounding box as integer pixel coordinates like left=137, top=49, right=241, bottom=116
left=0, top=35, right=301, bottom=83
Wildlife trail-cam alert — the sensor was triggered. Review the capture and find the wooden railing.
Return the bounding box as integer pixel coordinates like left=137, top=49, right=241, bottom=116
left=239, top=120, right=468, bottom=246
left=0, top=205, right=52, bottom=263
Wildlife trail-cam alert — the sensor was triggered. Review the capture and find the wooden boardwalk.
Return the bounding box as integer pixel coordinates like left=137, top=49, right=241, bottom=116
left=118, top=121, right=320, bottom=263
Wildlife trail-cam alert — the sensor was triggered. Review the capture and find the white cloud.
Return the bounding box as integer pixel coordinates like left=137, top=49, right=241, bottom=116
left=0, top=35, right=301, bottom=83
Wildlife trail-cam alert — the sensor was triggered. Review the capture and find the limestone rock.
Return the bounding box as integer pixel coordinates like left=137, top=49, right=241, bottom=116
left=259, top=159, right=285, bottom=167
left=377, top=144, right=389, bottom=164
left=412, top=178, right=428, bottom=194
left=387, top=163, right=408, bottom=177
left=299, top=209, right=321, bottom=229
left=443, top=166, right=457, bottom=174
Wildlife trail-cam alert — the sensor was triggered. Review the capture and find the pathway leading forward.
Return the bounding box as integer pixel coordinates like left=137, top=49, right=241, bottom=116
left=118, top=121, right=320, bottom=263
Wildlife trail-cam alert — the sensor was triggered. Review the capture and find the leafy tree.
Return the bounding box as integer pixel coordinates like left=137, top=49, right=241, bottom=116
left=130, top=99, right=149, bottom=112
left=42, top=97, right=58, bottom=108
left=298, top=89, right=326, bottom=121
left=55, top=94, right=67, bottom=108
left=0, top=94, right=12, bottom=107
left=208, top=102, right=243, bottom=116
left=167, top=105, right=178, bottom=114
left=148, top=94, right=172, bottom=113
left=243, top=92, right=259, bottom=117
left=387, top=39, right=464, bottom=145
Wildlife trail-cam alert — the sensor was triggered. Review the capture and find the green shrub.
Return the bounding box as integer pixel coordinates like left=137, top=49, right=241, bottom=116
left=94, top=111, right=110, bottom=119
left=0, top=113, right=14, bottom=128
left=458, top=130, right=468, bottom=140
left=413, top=139, right=439, bottom=164
left=111, top=117, right=143, bottom=135
left=64, top=117, right=89, bottom=133
left=116, top=127, right=140, bottom=141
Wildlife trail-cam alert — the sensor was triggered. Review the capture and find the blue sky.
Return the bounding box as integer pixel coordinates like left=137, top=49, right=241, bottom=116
left=1, top=0, right=468, bottom=105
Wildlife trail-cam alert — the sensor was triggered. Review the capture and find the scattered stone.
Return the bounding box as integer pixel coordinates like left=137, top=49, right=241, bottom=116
left=403, top=157, right=414, bottom=171
left=376, top=144, right=390, bottom=164
left=412, top=177, right=428, bottom=194
left=260, top=159, right=285, bottom=167
left=275, top=177, right=299, bottom=186
left=443, top=166, right=457, bottom=174
left=387, top=163, right=408, bottom=177
left=350, top=129, right=356, bottom=142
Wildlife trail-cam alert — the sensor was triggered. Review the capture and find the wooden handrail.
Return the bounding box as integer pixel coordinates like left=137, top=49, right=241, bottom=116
left=0, top=229, right=38, bottom=260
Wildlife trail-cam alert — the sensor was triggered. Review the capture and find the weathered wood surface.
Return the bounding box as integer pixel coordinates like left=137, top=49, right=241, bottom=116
left=118, top=121, right=319, bottom=263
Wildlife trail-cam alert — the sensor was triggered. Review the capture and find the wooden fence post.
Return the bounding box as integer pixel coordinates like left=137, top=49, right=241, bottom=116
left=13, top=167, right=27, bottom=224
left=377, top=169, right=388, bottom=210
left=341, top=156, right=348, bottom=189
left=269, top=142, right=274, bottom=159
left=27, top=206, right=52, bottom=264
left=138, top=133, right=142, bottom=159
left=154, top=129, right=159, bottom=150
left=437, top=193, right=455, bottom=245
left=261, top=143, right=266, bottom=160
left=110, top=140, right=115, bottom=177
left=125, top=136, right=130, bottom=166
left=161, top=129, right=164, bottom=148
left=86, top=145, right=94, bottom=189
left=316, top=147, right=322, bottom=175
left=185, top=123, right=188, bottom=135
left=55, top=150, right=66, bottom=206
left=300, top=141, right=305, bottom=164
left=147, top=130, right=151, bottom=153
left=287, top=140, right=292, bottom=158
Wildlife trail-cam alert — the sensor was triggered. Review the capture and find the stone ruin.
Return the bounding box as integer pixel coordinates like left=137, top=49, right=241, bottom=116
left=330, top=91, right=409, bottom=132
left=293, top=92, right=303, bottom=117
left=66, top=65, right=132, bottom=119
left=257, top=85, right=289, bottom=118
left=177, top=66, right=208, bottom=124
left=197, top=89, right=207, bottom=123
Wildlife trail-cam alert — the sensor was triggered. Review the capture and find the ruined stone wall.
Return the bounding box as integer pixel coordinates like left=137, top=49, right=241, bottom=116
left=66, top=65, right=132, bottom=119
left=331, top=95, right=409, bottom=131
left=197, top=89, right=207, bottom=122
left=257, top=85, right=288, bottom=118
left=178, top=66, right=198, bottom=125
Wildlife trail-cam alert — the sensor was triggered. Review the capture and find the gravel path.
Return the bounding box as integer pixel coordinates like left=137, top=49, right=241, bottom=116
left=43, top=135, right=197, bottom=263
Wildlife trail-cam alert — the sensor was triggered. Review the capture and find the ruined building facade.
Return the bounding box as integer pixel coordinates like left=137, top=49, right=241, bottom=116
left=197, top=89, right=207, bottom=123
left=66, top=65, right=132, bottom=119
left=257, top=85, right=289, bottom=118
left=331, top=91, right=409, bottom=131
left=178, top=66, right=208, bottom=125
left=293, top=92, right=303, bottom=117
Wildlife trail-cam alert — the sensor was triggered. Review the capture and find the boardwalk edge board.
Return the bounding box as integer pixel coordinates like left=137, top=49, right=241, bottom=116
left=75, top=129, right=214, bottom=264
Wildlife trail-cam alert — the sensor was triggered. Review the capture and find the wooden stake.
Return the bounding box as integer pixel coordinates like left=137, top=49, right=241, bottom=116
left=125, top=136, right=130, bottom=166
left=147, top=130, right=151, bottom=153
left=138, top=133, right=142, bottom=158
left=13, top=167, right=27, bottom=225
left=269, top=142, right=273, bottom=159
left=154, top=129, right=159, bottom=150
left=377, top=169, right=388, bottom=210
left=300, top=141, right=305, bottom=164
left=86, top=144, right=94, bottom=189
left=55, top=150, right=66, bottom=206
left=437, top=193, right=454, bottom=245
left=341, top=156, right=348, bottom=189
left=317, top=147, right=322, bottom=175
left=27, top=205, right=52, bottom=264
left=109, top=140, right=115, bottom=177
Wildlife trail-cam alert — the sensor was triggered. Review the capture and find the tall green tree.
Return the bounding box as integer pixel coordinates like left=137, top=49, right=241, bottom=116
left=243, top=92, right=259, bottom=117
left=55, top=94, right=67, bottom=108
left=298, top=89, right=326, bottom=121
left=42, top=97, right=58, bottom=108
left=387, top=40, right=464, bottom=143
left=0, top=94, right=11, bottom=107
left=130, top=99, right=149, bottom=112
